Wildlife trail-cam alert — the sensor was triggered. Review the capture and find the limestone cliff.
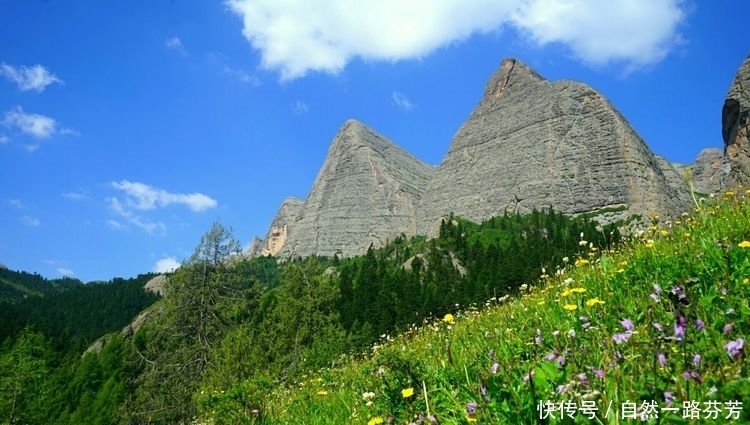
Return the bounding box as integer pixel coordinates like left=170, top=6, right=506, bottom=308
left=416, top=58, right=692, bottom=234
left=723, top=53, right=750, bottom=187
left=254, top=120, right=434, bottom=258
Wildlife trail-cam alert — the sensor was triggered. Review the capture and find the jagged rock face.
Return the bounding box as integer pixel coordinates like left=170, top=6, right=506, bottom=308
left=259, top=119, right=434, bottom=258
left=688, top=148, right=726, bottom=195
left=251, top=197, right=304, bottom=256
left=144, top=274, right=167, bottom=296
left=417, top=58, right=692, bottom=234
left=723, top=53, right=750, bottom=187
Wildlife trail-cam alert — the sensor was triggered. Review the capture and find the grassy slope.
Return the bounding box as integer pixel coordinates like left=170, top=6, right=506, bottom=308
left=201, top=190, right=750, bottom=425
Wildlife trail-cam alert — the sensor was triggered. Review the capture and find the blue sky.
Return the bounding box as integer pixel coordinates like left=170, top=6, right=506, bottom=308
left=1, top=1, right=747, bottom=282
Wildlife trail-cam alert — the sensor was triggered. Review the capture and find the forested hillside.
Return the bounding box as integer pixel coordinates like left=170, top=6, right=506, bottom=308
left=0, top=208, right=619, bottom=424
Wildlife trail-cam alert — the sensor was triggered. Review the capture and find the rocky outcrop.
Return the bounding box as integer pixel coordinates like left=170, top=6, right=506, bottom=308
left=723, top=53, right=750, bottom=187
left=416, top=58, right=692, bottom=234
left=255, top=119, right=434, bottom=258
left=144, top=274, right=167, bottom=296
left=688, top=148, right=726, bottom=195
left=251, top=197, right=304, bottom=256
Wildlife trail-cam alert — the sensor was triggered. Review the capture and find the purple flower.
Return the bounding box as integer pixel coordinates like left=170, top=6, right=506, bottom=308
left=556, top=355, right=566, bottom=367
left=577, top=373, right=589, bottom=386
left=534, top=335, right=543, bottom=345
left=613, top=332, right=631, bottom=344
left=556, top=384, right=570, bottom=394
left=664, top=391, right=675, bottom=406
left=674, top=315, right=686, bottom=341
left=693, top=354, right=701, bottom=368
left=725, top=338, right=745, bottom=359
left=682, top=370, right=702, bottom=384
left=620, top=318, right=634, bottom=331
left=466, top=402, right=478, bottom=415
left=587, top=366, right=605, bottom=379
left=671, top=284, right=683, bottom=295
left=650, top=293, right=660, bottom=302
left=491, top=362, right=499, bottom=374
left=615, top=350, right=622, bottom=360
left=653, top=322, right=663, bottom=332
left=544, top=350, right=558, bottom=361
left=653, top=283, right=662, bottom=293
left=723, top=323, right=734, bottom=334
left=695, top=319, right=705, bottom=330
left=657, top=352, right=667, bottom=367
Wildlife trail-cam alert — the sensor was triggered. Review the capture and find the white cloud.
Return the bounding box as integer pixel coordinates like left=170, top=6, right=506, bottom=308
left=166, top=36, right=183, bottom=49
left=225, top=0, right=687, bottom=80
left=392, top=91, right=414, bottom=111
left=20, top=215, right=40, bottom=227
left=292, top=100, right=309, bottom=114
left=223, top=66, right=261, bottom=85
left=62, top=191, right=88, bottom=200
left=57, top=267, right=74, bottom=276
left=8, top=199, right=22, bottom=208
left=0, top=134, right=9, bottom=144
left=111, top=180, right=218, bottom=212
left=106, top=197, right=166, bottom=235
left=153, top=256, right=180, bottom=273
left=0, top=63, right=63, bottom=92
left=3, top=106, right=57, bottom=139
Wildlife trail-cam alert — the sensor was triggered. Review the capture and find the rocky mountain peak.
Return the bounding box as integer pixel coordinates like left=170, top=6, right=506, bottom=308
left=251, top=119, right=434, bottom=258
left=416, top=58, right=692, bottom=234
left=722, top=52, right=750, bottom=186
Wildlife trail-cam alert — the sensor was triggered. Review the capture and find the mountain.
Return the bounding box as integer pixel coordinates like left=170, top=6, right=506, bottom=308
left=723, top=52, right=750, bottom=187
left=416, top=58, right=692, bottom=234
left=252, top=119, right=435, bottom=258
left=0, top=267, right=80, bottom=304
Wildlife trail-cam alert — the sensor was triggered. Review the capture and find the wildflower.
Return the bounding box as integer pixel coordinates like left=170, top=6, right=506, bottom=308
left=620, top=318, right=634, bottom=331
left=544, top=350, right=559, bottom=361
left=577, top=373, right=589, bottom=386
left=612, top=332, right=631, bottom=344
left=660, top=230, right=669, bottom=236
left=488, top=349, right=495, bottom=359
left=657, top=352, right=667, bottom=367
left=401, top=387, right=414, bottom=398
left=682, top=370, right=702, bottom=384
left=585, top=297, right=605, bottom=307
left=693, top=354, right=701, bottom=368
left=574, top=258, right=589, bottom=267
left=368, top=417, right=385, bottom=425
left=653, top=322, right=663, bottom=332
left=649, top=293, right=660, bottom=302
left=674, top=315, right=687, bottom=341
left=556, top=384, right=570, bottom=394
left=443, top=314, right=455, bottom=324
left=466, top=402, right=478, bottom=415
left=491, top=362, right=499, bottom=374
left=571, top=287, right=586, bottom=293
left=739, top=240, right=750, bottom=248
left=563, top=304, right=577, bottom=311
left=723, top=323, right=734, bottom=334
left=726, top=308, right=735, bottom=315
left=563, top=277, right=574, bottom=284
left=523, top=370, right=535, bottom=382
left=362, top=391, right=376, bottom=400
left=725, top=338, right=744, bottom=359
left=664, top=391, right=675, bottom=406
left=695, top=319, right=705, bottom=331
left=562, top=256, right=569, bottom=263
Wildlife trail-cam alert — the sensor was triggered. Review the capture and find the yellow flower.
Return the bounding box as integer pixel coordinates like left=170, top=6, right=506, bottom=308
left=467, top=417, right=478, bottom=423
left=660, top=230, right=669, bottom=236
left=744, top=278, right=749, bottom=285
left=316, top=390, right=328, bottom=396
left=574, top=258, right=589, bottom=267
left=368, top=417, right=385, bottom=425
left=563, top=304, right=577, bottom=311
left=561, top=289, right=573, bottom=297
left=585, top=297, right=605, bottom=307
left=537, top=300, right=546, bottom=306
left=724, top=191, right=736, bottom=197
left=401, top=387, right=414, bottom=398
left=571, top=287, right=586, bottom=293
left=683, top=233, right=691, bottom=238
left=738, top=241, right=750, bottom=248
left=443, top=313, right=455, bottom=324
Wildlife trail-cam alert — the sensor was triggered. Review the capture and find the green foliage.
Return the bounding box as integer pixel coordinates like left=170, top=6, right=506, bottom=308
left=204, top=191, right=750, bottom=424
left=0, top=268, right=80, bottom=304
